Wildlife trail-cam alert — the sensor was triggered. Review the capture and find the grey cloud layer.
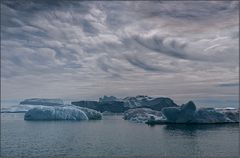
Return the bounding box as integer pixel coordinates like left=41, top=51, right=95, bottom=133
left=1, top=0, right=239, bottom=106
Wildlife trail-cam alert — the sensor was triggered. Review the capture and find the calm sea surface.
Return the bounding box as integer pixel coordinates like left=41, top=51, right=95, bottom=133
left=1, top=113, right=239, bottom=158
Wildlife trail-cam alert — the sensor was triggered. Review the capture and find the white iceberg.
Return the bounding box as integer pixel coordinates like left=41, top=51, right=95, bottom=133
left=24, top=105, right=102, bottom=121
left=124, top=108, right=164, bottom=123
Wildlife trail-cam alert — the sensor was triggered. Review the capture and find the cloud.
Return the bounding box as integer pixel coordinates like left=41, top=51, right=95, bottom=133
left=133, top=34, right=190, bottom=60
left=125, top=55, right=175, bottom=72
left=1, top=0, right=238, bottom=107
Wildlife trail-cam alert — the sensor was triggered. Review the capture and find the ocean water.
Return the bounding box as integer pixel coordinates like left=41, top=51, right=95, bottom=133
left=1, top=113, right=239, bottom=158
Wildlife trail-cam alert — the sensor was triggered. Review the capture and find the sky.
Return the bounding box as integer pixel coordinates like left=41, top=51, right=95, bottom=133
left=1, top=0, right=239, bottom=107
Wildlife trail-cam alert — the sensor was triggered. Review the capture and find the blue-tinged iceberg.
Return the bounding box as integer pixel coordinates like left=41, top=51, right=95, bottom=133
left=24, top=105, right=102, bottom=121
left=147, top=101, right=239, bottom=125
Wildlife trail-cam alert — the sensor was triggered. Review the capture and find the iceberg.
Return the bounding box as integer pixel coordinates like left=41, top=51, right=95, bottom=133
left=215, top=108, right=239, bottom=122
left=124, top=108, right=164, bottom=123
left=123, top=95, right=178, bottom=110
left=99, top=95, right=121, bottom=102
left=24, top=105, right=102, bottom=121
left=71, top=95, right=177, bottom=113
left=162, top=101, right=196, bottom=123
left=71, top=100, right=128, bottom=113
left=20, top=98, right=64, bottom=106
left=147, top=101, right=239, bottom=125
left=71, top=101, right=100, bottom=111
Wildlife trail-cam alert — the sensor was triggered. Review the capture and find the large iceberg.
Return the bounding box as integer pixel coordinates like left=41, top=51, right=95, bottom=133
left=20, top=98, right=64, bottom=106
left=72, top=95, right=177, bottom=113
left=123, top=95, right=178, bottom=110
left=24, top=105, right=102, bottom=121
left=124, top=108, right=164, bottom=123
left=147, top=101, right=239, bottom=125
left=71, top=100, right=128, bottom=113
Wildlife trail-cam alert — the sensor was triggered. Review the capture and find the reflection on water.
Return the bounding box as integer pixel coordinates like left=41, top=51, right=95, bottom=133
left=163, top=124, right=239, bottom=139
left=164, top=123, right=239, bottom=132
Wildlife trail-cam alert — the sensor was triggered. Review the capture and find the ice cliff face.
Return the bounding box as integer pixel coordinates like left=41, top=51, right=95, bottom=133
left=20, top=98, right=64, bottom=106
left=24, top=105, right=102, bottom=121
